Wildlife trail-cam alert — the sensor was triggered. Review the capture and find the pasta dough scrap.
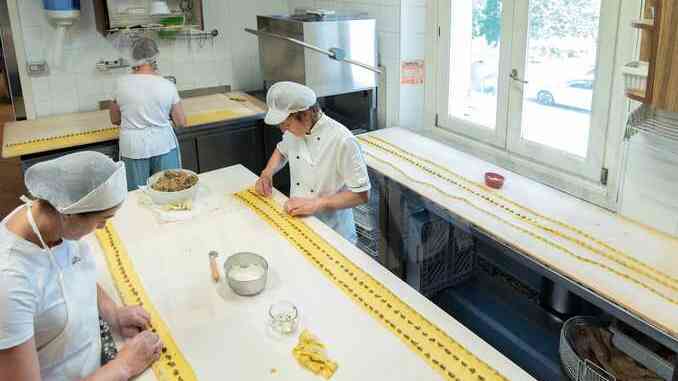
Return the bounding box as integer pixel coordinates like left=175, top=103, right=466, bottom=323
left=292, top=330, right=338, bottom=379
left=162, top=199, right=193, bottom=211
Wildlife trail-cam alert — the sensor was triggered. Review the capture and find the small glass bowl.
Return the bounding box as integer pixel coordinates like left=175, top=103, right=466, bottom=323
left=268, top=301, right=299, bottom=336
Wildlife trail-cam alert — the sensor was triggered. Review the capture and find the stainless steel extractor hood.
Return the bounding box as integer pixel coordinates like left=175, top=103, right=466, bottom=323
left=251, top=11, right=378, bottom=98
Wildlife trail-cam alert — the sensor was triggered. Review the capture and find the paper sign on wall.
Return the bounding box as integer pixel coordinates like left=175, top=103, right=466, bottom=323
left=400, top=60, right=425, bottom=85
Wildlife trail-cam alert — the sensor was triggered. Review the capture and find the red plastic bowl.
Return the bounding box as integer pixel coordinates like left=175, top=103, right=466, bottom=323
left=484, top=172, right=505, bottom=189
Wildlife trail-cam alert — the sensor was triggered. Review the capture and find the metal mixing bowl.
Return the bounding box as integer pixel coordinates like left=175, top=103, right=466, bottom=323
left=223, top=252, right=268, bottom=296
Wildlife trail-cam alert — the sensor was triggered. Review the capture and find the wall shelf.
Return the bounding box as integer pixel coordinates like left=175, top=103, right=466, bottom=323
left=94, top=0, right=205, bottom=37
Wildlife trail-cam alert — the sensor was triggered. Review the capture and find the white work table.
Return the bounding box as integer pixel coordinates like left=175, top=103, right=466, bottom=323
left=359, top=127, right=678, bottom=354
left=87, top=165, right=534, bottom=381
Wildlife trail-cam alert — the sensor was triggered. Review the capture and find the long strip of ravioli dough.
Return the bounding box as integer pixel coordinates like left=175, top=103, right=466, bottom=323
left=292, top=330, right=339, bottom=379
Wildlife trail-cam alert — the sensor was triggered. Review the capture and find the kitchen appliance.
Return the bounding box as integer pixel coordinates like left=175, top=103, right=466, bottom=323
left=250, top=10, right=379, bottom=131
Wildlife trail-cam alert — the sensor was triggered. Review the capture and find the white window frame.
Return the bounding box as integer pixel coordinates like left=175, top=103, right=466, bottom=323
left=423, top=0, right=642, bottom=210
left=505, top=0, right=619, bottom=181
left=435, top=0, right=515, bottom=147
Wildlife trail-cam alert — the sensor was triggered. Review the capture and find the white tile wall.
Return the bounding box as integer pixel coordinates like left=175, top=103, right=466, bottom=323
left=287, top=0, right=402, bottom=128
left=13, top=0, right=288, bottom=118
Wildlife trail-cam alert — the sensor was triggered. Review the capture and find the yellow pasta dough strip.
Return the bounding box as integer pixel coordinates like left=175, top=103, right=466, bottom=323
left=360, top=135, right=678, bottom=290
left=185, top=110, right=243, bottom=127
left=96, top=222, right=198, bottom=381
left=358, top=135, right=678, bottom=304
left=2, top=127, right=120, bottom=158
left=235, top=189, right=508, bottom=381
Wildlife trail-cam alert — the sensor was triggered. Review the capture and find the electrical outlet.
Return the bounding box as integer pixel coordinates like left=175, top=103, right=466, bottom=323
left=27, top=61, right=49, bottom=76
left=96, top=58, right=129, bottom=72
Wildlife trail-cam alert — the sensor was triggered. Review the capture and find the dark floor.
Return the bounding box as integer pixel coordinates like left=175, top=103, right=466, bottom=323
left=0, top=157, right=24, bottom=219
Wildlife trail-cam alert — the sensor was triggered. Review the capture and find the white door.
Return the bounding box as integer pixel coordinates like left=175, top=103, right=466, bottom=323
left=506, top=0, right=619, bottom=180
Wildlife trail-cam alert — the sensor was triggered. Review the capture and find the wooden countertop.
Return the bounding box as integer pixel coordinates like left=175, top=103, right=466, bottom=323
left=87, top=165, right=534, bottom=381
left=360, top=127, right=678, bottom=344
left=1, top=92, right=266, bottom=159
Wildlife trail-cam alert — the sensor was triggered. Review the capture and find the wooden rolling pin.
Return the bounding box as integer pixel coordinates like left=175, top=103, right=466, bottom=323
left=208, top=251, right=220, bottom=282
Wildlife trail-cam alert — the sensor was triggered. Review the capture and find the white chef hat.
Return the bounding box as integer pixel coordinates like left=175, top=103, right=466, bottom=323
left=25, top=151, right=128, bottom=215
left=264, top=81, right=317, bottom=125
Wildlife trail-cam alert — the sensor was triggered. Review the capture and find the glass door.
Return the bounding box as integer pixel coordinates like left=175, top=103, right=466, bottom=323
left=506, top=0, right=619, bottom=181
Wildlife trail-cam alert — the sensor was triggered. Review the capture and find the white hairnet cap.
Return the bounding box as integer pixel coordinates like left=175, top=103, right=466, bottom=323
left=130, top=37, right=160, bottom=68
left=264, top=81, right=317, bottom=125
left=25, top=151, right=128, bottom=215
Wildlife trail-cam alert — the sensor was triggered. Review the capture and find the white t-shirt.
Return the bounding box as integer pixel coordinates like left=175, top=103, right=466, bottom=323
left=277, top=114, right=371, bottom=242
left=0, top=210, right=99, bottom=378
left=114, top=74, right=181, bottom=159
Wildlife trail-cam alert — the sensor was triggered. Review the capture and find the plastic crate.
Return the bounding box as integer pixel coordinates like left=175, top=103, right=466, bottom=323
left=354, top=205, right=377, bottom=231
left=405, top=210, right=475, bottom=296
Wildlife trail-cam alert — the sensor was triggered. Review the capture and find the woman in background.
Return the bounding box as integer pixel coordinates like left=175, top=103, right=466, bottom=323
left=110, top=37, right=187, bottom=190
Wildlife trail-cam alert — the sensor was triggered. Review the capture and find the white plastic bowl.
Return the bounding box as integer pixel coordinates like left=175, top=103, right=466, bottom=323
left=144, top=169, right=199, bottom=206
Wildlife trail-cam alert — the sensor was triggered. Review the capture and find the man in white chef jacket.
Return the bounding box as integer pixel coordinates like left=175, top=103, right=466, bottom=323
left=255, top=81, right=371, bottom=243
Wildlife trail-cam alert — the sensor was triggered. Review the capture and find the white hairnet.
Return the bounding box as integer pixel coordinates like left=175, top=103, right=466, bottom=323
left=264, top=81, right=317, bottom=125
left=25, top=151, right=128, bottom=215
left=130, top=37, right=159, bottom=68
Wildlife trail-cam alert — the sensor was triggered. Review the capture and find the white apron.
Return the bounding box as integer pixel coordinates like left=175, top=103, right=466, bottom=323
left=24, top=200, right=102, bottom=381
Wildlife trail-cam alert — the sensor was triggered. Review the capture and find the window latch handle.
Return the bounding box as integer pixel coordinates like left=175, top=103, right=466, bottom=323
left=510, top=69, right=528, bottom=84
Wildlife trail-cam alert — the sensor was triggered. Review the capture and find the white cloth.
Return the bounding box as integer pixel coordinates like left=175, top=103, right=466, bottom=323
left=0, top=206, right=101, bottom=380
left=277, top=114, right=371, bottom=242
left=114, top=74, right=180, bottom=159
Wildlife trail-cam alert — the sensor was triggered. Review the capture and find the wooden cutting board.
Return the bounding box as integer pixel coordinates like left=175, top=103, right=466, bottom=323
left=1, top=92, right=266, bottom=159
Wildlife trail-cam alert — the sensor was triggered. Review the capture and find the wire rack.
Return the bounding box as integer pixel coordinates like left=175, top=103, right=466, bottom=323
left=627, top=104, right=678, bottom=143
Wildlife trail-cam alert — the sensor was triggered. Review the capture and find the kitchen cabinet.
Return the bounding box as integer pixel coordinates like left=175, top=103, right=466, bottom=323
left=93, top=0, right=205, bottom=36
left=20, top=141, right=119, bottom=173
left=19, top=118, right=267, bottom=179
left=195, top=125, right=263, bottom=174
left=178, top=137, right=198, bottom=173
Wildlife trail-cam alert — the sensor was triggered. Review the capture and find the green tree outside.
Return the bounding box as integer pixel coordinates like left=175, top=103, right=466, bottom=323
left=473, top=0, right=600, bottom=46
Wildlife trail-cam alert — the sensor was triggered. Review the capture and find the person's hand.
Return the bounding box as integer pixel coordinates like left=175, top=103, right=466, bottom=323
left=255, top=173, right=273, bottom=197
left=114, top=331, right=163, bottom=379
left=284, top=197, right=324, bottom=217
left=115, top=305, right=151, bottom=339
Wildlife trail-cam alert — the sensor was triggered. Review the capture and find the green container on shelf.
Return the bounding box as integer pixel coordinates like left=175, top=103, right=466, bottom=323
left=157, top=15, right=184, bottom=39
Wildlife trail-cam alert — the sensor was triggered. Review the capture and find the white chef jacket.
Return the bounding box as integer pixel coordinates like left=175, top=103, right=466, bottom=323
left=114, top=74, right=180, bottom=159
left=277, top=114, right=371, bottom=242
